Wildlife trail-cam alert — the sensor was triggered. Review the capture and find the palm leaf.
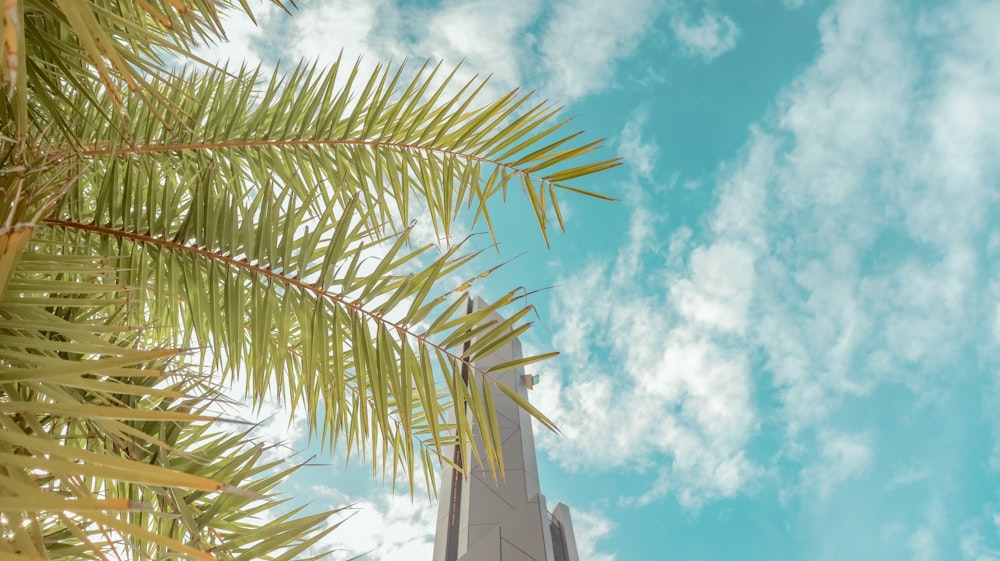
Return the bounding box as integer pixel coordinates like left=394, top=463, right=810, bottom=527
left=50, top=60, right=620, bottom=243
left=0, top=249, right=343, bottom=560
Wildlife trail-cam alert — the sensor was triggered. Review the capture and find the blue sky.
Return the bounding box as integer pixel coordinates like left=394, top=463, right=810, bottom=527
left=209, top=0, right=1000, bottom=559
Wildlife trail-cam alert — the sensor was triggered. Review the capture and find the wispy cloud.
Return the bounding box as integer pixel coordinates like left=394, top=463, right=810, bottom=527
left=540, top=0, right=664, bottom=100
left=961, top=519, right=1000, bottom=561
left=310, top=483, right=437, bottom=561
left=535, top=0, right=1000, bottom=513
left=304, top=452, right=438, bottom=561
left=800, top=430, right=872, bottom=500
left=531, top=108, right=761, bottom=510
left=190, top=1, right=282, bottom=64
left=670, top=9, right=741, bottom=61
left=419, top=0, right=544, bottom=89
left=197, top=0, right=664, bottom=104
left=306, top=464, right=617, bottom=561
left=571, top=509, right=618, bottom=561
left=289, top=0, right=400, bottom=64
left=884, top=464, right=931, bottom=491
left=617, top=108, right=658, bottom=181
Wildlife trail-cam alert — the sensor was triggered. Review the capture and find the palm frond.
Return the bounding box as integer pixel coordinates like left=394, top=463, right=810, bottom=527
left=20, top=57, right=619, bottom=488
left=34, top=210, right=547, bottom=491
left=6, top=0, right=294, bottom=140
left=0, top=254, right=339, bottom=560
left=2, top=1, right=619, bottom=557
left=52, top=59, right=620, bottom=243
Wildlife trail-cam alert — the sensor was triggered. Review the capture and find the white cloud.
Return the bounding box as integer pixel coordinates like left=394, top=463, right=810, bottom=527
left=290, top=0, right=397, bottom=64
left=801, top=430, right=872, bottom=500
left=199, top=0, right=661, bottom=104
left=532, top=116, right=761, bottom=509
left=909, top=527, right=938, bottom=561
left=310, top=473, right=616, bottom=561
left=537, top=0, right=1000, bottom=512
left=312, top=486, right=437, bottom=561
left=885, top=465, right=930, bottom=491
left=309, top=458, right=437, bottom=561
left=670, top=10, right=741, bottom=61
left=281, top=0, right=545, bottom=96
left=962, top=531, right=1000, bottom=561
left=540, top=0, right=663, bottom=100
left=959, top=512, right=1000, bottom=561
left=211, top=385, right=309, bottom=462
left=618, top=108, right=658, bottom=181
left=536, top=311, right=762, bottom=510
left=191, top=1, right=282, bottom=65
left=419, top=0, right=544, bottom=90
left=752, top=0, right=998, bottom=434
left=670, top=242, right=755, bottom=333
left=571, top=509, right=618, bottom=561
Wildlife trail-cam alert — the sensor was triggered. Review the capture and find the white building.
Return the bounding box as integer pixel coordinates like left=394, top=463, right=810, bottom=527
left=433, top=299, right=580, bottom=561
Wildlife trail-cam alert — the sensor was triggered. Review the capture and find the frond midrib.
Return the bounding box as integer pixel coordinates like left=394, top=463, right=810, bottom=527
left=42, top=216, right=498, bottom=384
left=69, top=137, right=575, bottom=190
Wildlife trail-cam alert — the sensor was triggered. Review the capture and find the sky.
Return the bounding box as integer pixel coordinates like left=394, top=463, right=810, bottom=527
left=204, top=0, right=1000, bottom=559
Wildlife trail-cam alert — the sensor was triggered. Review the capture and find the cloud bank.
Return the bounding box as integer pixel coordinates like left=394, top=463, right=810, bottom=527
left=198, top=0, right=682, bottom=103
left=536, top=0, right=1000, bottom=526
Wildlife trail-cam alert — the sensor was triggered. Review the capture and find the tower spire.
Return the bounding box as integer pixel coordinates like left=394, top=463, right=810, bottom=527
left=433, top=297, right=580, bottom=561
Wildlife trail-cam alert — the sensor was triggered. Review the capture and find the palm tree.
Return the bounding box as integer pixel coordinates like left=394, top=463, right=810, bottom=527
left=0, top=1, right=618, bottom=559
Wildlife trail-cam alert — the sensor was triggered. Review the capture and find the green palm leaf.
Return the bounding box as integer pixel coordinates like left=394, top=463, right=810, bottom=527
left=0, top=254, right=339, bottom=559
left=49, top=59, right=619, bottom=241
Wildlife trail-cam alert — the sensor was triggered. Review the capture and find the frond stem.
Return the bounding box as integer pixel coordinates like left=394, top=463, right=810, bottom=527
left=44, top=216, right=504, bottom=470
left=42, top=217, right=490, bottom=381
left=74, top=138, right=540, bottom=188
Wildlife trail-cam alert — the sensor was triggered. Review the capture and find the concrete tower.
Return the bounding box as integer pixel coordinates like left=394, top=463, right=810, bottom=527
left=433, top=298, right=580, bottom=561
